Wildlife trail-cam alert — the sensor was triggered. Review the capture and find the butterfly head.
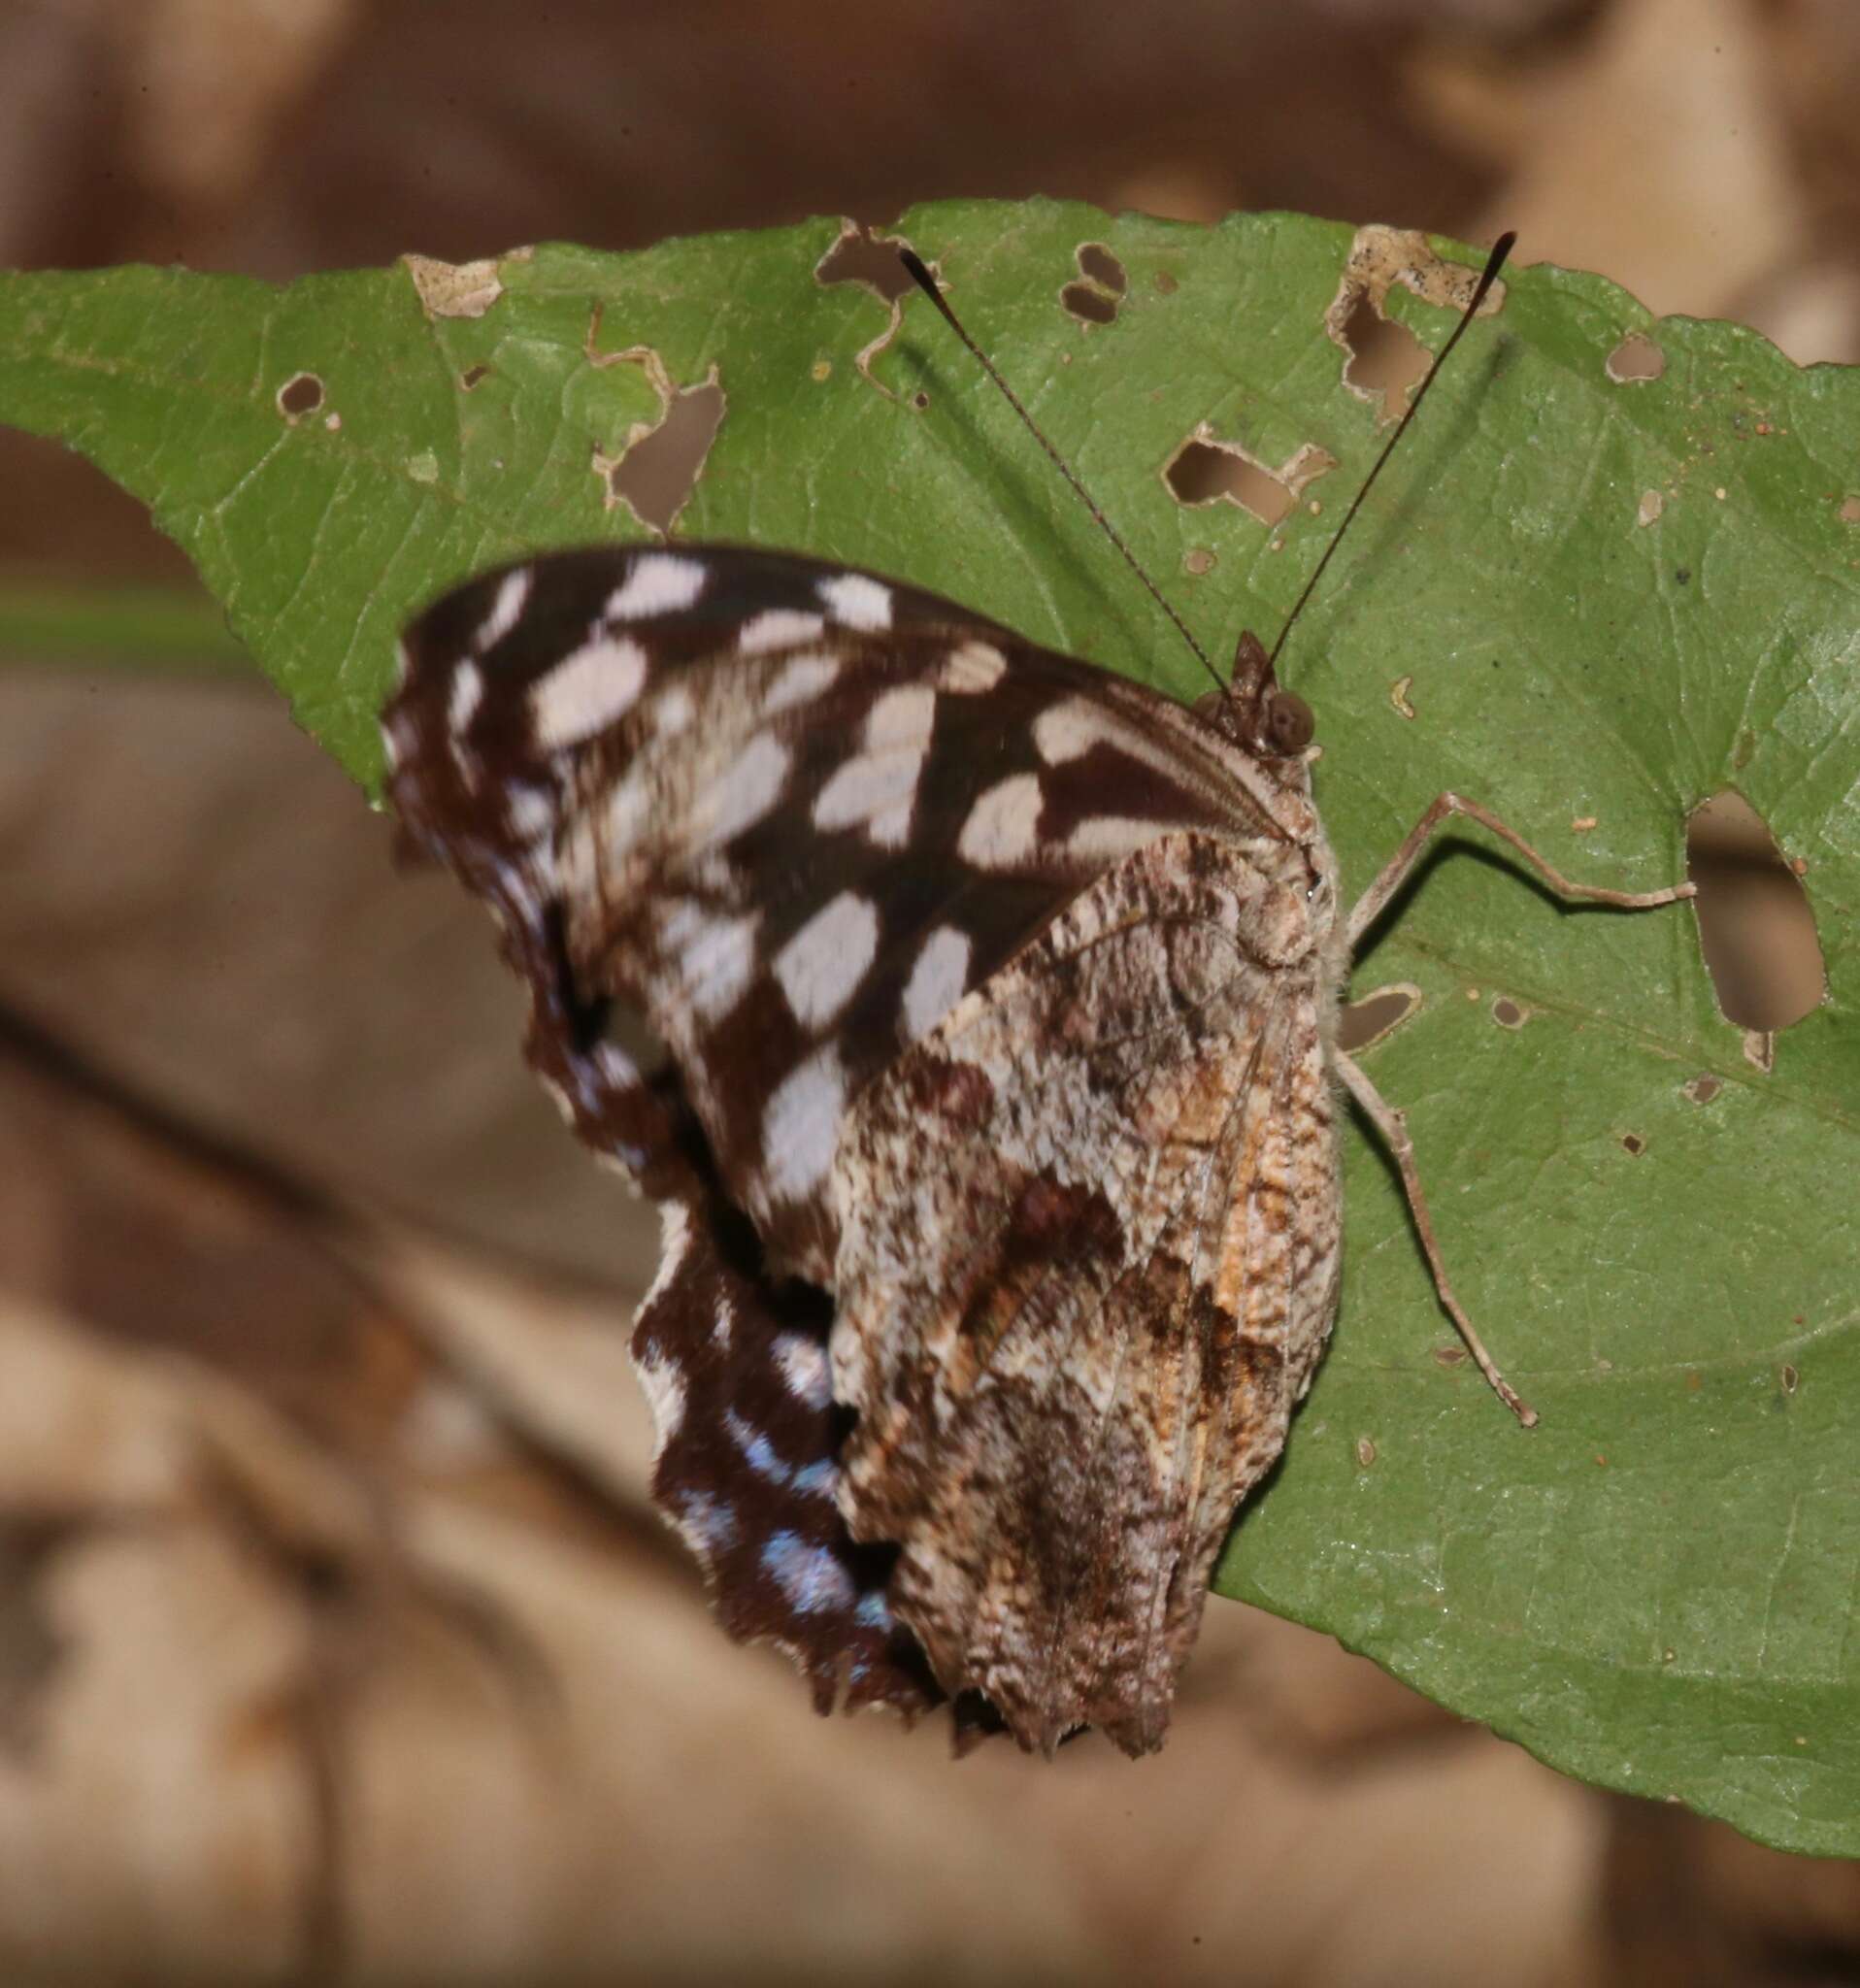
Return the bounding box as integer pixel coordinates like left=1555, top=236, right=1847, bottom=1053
left=1214, top=628, right=1316, bottom=764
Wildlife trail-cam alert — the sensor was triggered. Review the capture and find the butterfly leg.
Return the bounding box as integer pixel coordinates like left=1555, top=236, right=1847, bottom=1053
left=1330, top=1045, right=1538, bottom=1427
left=1338, top=792, right=1694, bottom=1425
left=1345, top=790, right=1695, bottom=950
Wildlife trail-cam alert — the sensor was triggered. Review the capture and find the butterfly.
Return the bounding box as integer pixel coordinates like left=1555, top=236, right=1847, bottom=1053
left=380, top=238, right=1692, bottom=1756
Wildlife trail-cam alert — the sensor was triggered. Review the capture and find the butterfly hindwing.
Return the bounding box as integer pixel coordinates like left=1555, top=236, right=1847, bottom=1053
left=835, top=831, right=1341, bottom=1753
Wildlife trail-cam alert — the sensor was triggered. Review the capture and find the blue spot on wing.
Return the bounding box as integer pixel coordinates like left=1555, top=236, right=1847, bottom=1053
left=724, top=1409, right=839, bottom=1500
left=725, top=1408, right=789, bottom=1484
left=761, top=1530, right=857, bottom=1615
left=676, top=1489, right=739, bottom=1552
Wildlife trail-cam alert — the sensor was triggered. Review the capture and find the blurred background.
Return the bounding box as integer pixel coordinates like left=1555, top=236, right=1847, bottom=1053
left=0, top=0, right=1852, bottom=1981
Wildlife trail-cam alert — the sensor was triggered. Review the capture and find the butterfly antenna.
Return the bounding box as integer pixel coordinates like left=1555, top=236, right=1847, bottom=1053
left=1266, top=231, right=1515, bottom=671
left=898, top=247, right=1226, bottom=701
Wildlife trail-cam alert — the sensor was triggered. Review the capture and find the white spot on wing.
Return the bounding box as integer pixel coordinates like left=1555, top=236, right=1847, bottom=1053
left=901, top=925, right=973, bottom=1042
left=774, top=891, right=879, bottom=1028
left=868, top=799, right=913, bottom=847
left=813, top=754, right=916, bottom=845
left=691, top=916, right=758, bottom=1018
left=741, top=609, right=826, bottom=656
left=478, top=568, right=532, bottom=649
left=773, top=1332, right=832, bottom=1409
left=866, top=683, right=935, bottom=748
left=606, top=553, right=706, bottom=620
left=818, top=572, right=893, bottom=631
left=382, top=712, right=413, bottom=772
left=958, top=773, right=1044, bottom=867
left=635, top=1201, right=695, bottom=1454
left=659, top=900, right=760, bottom=1019
left=636, top=1351, right=686, bottom=1449
left=811, top=684, right=934, bottom=846
left=528, top=634, right=648, bottom=750
left=1034, top=696, right=1123, bottom=764
left=762, top=1044, right=846, bottom=1203
left=590, top=1040, right=640, bottom=1092
left=706, top=732, right=790, bottom=843
left=601, top=764, right=651, bottom=858
left=762, top=650, right=841, bottom=714
left=641, top=1198, right=693, bottom=1313
left=505, top=784, right=553, bottom=842
left=1065, top=815, right=1174, bottom=862
left=939, top=640, right=1007, bottom=693
left=448, top=660, right=485, bottom=736
left=652, top=681, right=695, bottom=736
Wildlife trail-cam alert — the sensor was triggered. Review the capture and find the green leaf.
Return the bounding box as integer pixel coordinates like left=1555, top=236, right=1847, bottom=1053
left=3, top=199, right=1854, bottom=1851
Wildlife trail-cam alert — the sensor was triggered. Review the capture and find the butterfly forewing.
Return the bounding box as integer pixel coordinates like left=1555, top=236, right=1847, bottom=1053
left=389, top=547, right=1254, bottom=1260
left=384, top=542, right=1337, bottom=1750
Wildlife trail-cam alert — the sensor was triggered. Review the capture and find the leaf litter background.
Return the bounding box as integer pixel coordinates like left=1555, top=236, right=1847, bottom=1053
left=1, top=2, right=1858, bottom=1983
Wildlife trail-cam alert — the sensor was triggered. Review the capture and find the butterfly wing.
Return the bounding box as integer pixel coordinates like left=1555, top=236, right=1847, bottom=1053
left=835, top=830, right=1341, bottom=1755
left=384, top=543, right=1316, bottom=1738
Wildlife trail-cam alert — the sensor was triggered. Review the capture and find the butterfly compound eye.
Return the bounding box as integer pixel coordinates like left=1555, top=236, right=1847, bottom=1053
left=1266, top=691, right=1315, bottom=755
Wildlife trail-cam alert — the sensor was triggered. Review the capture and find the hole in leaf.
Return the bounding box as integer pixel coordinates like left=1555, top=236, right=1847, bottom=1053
left=604, top=376, right=725, bottom=538
left=1682, top=1074, right=1722, bottom=1104
left=814, top=220, right=914, bottom=304
left=277, top=372, right=323, bottom=418
left=1077, top=244, right=1127, bottom=296
left=459, top=363, right=492, bottom=391
left=1166, top=438, right=1293, bottom=526
left=1620, top=1133, right=1646, bottom=1157
left=1339, top=295, right=1428, bottom=421
left=1491, top=997, right=1526, bottom=1029
left=814, top=221, right=916, bottom=398
left=1062, top=244, right=1128, bottom=328
left=1060, top=282, right=1118, bottom=327
left=1685, top=790, right=1826, bottom=1032
left=1338, top=983, right=1421, bottom=1053
left=1607, top=333, right=1666, bottom=383
left=1165, top=434, right=1334, bottom=530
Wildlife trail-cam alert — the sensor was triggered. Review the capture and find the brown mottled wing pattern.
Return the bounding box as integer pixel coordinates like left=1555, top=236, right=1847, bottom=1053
left=383, top=542, right=1338, bottom=1747
left=835, top=832, right=1340, bottom=1754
